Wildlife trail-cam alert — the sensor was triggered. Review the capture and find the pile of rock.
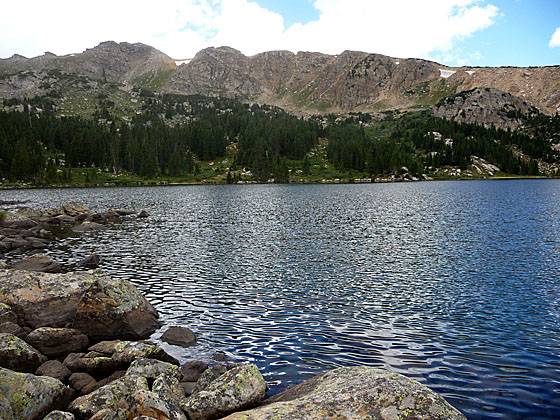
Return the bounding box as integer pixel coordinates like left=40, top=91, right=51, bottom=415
left=0, top=202, right=148, bottom=253
left=0, top=267, right=465, bottom=420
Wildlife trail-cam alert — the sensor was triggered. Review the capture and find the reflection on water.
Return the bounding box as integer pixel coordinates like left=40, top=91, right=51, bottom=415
left=2, top=180, right=560, bottom=418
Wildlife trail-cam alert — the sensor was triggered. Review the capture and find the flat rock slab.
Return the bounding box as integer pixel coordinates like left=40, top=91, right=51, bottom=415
left=224, top=366, right=466, bottom=420
left=0, top=269, right=159, bottom=341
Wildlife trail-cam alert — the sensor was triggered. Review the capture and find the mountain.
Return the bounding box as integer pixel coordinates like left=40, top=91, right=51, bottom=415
left=1, top=42, right=559, bottom=116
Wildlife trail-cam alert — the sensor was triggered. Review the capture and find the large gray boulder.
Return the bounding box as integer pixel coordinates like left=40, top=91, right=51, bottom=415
left=181, top=364, right=266, bottom=420
left=224, top=367, right=465, bottom=420
left=0, top=367, right=73, bottom=420
left=0, top=333, right=47, bottom=372
left=0, top=269, right=159, bottom=340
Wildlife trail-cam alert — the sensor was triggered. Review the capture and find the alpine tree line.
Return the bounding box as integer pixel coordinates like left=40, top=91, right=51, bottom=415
left=0, top=98, right=320, bottom=182
left=0, top=94, right=558, bottom=183
left=326, top=111, right=558, bottom=176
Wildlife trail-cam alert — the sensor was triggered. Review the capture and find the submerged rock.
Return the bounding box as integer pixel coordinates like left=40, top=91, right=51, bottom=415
left=181, top=363, right=266, bottom=420
left=0, top=269, right=159, bottom=340
left=137, top=210, right=149, bottom=218
left=0, top=367, right=73, bottom=420
left=0, top=333, right=47, bottom=372
left=77, top=253, right=101, bottom=269
left=224, top=366, right=465, bottom=420
left=71, top=221, right=106, bottom=233
left=161, top=326, right=197, bottom=347
left=26, top=327, right=89, bottom=357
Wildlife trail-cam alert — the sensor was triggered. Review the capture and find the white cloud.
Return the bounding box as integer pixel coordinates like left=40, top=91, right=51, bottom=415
left=550, top=27, right=560, bottom=48
left=0, top=0, right=498, bottom=61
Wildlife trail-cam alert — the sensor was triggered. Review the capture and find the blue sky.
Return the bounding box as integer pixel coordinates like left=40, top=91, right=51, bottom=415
left=1, top=0, right=559, bottom=67
left=257, top=0, right=560, bottom=66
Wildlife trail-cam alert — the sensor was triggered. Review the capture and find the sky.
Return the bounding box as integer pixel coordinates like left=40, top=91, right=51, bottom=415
left=0, top=0, right=559, bottom=67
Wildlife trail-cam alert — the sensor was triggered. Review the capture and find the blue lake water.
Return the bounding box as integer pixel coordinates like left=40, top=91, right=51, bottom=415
left=2, top=180, right=560, bottom=419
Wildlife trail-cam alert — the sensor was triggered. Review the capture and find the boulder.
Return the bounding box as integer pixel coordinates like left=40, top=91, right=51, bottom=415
left=63, top=352, right=122, bottom=375
left=77, top=253, right=101, bottom=269
left=10, top=254, right=63, bottom=273
left=123, top=390, right=187, bottom=420
left=137, top=210, right=149, bottom=218
left=88, top=340, right=122, bottom=355
left=0, top=367, right=73, bottom=419
left=90, top=370, right=126, bottom=393
left=0, top=302, right=17, bottom=324
left=112, top=341, right=178, bottom=365
left=180, top=360, right=208, bottom=382
left=0, top=321, right=27, bottom=337
left=36, top=360, right=72, bottom=382
left=89, top=408, right=127, bottom=420
left=113, top=209, right=136, bottom=216
left=153, top=373, right=186, bottom=403
left=71, top=221, right=106, bottom=233
left=69, top=372, right=97, bottom=395
left=68, top=375, right=149, bottom=419
left=161, top=326, right=197, bottom=347
left=0, top=269, right=159, bottom=340
left=181, top=364, right=266, bottom=420
left=194, top=364, right=229, bottom=393
left=26, top=327, right=89, bottom=357
left=180, top=382, right=197, bottom=397
left=224, top=367, right=465, bottom=420
left=44, top=411, right=76, bottom=420
left=62, top=202, right=92, bottom=217
left=0, top=333, right=47, bottom=372
left=126, top=358, right=182, bottom=381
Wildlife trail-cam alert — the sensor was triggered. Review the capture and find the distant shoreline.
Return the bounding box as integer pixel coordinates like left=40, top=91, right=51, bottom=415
left=0, top=175, right=555, bottom=191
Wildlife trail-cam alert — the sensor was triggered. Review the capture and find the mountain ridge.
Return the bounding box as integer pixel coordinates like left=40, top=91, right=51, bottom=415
left=1, top=41, right=559, bottom=115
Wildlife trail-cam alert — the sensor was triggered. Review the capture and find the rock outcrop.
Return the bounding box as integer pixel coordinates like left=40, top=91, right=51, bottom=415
left=433, top=87, right=540, bottom=130
left=225, top=366, right=465, bottom=420
left=0, top=269, right=159, bottom=340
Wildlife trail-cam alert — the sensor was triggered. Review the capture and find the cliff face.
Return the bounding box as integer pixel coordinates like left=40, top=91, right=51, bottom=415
left=1, top=42, right=559, bottom=115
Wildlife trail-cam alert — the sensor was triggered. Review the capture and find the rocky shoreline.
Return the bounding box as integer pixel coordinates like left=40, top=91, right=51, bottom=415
left=0, top=203, right=466, bottom=419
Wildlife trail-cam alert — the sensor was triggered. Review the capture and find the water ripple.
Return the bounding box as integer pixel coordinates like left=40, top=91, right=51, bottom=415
left=2, top=180, right=560, bottom=418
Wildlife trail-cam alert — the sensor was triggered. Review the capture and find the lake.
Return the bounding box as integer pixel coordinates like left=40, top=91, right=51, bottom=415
left=2, top=180, right=560, bottom=419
